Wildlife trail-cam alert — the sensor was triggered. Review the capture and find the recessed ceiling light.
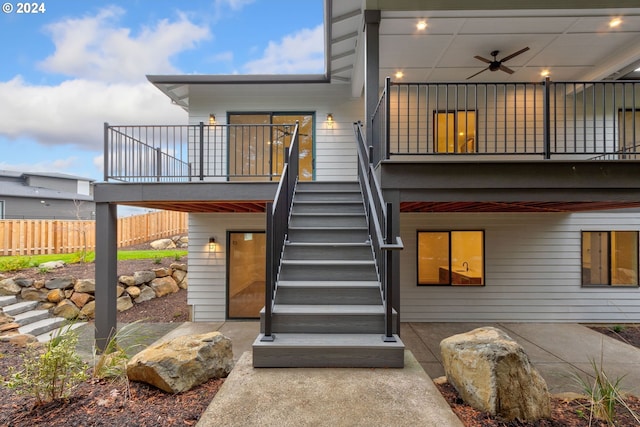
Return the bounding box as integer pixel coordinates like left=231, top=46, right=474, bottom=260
left=609, top=17, right=622, bottom=28
left=416, top=20, right=427, bottom=31
left=395, top=71, right=404, bottom=79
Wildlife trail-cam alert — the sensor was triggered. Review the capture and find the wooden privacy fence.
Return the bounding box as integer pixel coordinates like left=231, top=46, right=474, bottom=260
left=0, top=211, right=188, bottom=256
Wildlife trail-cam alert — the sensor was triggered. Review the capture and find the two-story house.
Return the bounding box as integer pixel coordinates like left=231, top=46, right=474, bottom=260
left=95, top=0, right=640, bottom=367
left=0, top=170, right=94, bottom=220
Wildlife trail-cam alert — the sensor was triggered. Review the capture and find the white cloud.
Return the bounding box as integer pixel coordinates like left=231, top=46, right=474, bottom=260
left=243, top=24, right=325, bottom=74
left=211, top=51, right=234, bottom=63
left=39, top=7, right=211, bottom=83
left=0, top=158, right=80, bottom=174
left=0, top=76, right=186, bottom=150
left=216, top=0, right=256, bottom=11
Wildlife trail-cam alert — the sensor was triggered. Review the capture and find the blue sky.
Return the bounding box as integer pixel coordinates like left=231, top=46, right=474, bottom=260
left=0, top=0, right=324, bottom=181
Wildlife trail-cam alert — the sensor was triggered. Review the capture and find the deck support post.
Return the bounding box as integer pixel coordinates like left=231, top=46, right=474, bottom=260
left=95, top=202, right=118, bottom=353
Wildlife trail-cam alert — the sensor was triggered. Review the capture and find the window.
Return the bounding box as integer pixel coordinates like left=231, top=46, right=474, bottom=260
left=434, top=111, right=476, bottom=153
left=417, top=231, right=484, bottom=286
left=582, top=231, right=638, bottom=287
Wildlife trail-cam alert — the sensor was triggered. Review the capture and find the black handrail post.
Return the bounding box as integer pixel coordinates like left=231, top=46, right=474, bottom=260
left=384, top=76, right=391, bottom=163
left=383, top=202, right=395, bottom=342
left=199, top=122, right=205, bottom=181
left=262, top=202, right=274, bottom=341
left=543, top=77, right=551, bottom=159
left=103, top=123, right=109, bottom=182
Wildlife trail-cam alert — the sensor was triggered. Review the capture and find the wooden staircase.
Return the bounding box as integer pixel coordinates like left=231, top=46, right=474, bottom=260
left=252, top=181, right=404, bottom=368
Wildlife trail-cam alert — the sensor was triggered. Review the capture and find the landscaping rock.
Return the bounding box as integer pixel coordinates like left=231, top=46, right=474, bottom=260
left=80, top=301, right=95, bottom=319
left=172, top=269, right=187, bottom=288
left=116, top=285, right=125, bottom=298
left=150, top=276, right=179, bottom=297
left=152, top=267, right=172, bottom=278
left=134, top=285, right=156, bottom=303
left=45, top=277, right=75, bottom=290
left=0, top=312, right=15, bottom=325
left=53, top=299, right=81, bottom=320
left=117, top=295, right=134, bottom=312
left=150, top=238, right=176, bottom=250
left=21, top=287, right=47, bottom=302
left=0, top=322, right=20, bottom=333
left=0, top=333, right=38, bottom=347
left=70, top=291, right=93, bottom=308
left=47, top=288, right=66, bottom=303
left=0, top=279, right=21, bottom=296
left=33, top=279, right=45, bottom=289
left=134, top=270, right=156, bottom=286
left=118, top=275, right=136, bottom=287
left=39, top=261, right=65, bottom=270
left=127, top=331, right=233, bottom=393
left=440, top=326, right=550, bottom=422
left=74, top=279, right=95, bottom=294
left=170, top=263, right=187, bottom=272
left=13, top=278, right=34, bottom=287
left=125, top=286, right=141, bottom=298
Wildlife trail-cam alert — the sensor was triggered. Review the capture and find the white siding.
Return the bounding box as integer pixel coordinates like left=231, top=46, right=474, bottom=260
left=188, top=84, right=363, bottom=181
left=400, top=212, right=640, bottom=322
left=188, top=212, right=265, bottom=322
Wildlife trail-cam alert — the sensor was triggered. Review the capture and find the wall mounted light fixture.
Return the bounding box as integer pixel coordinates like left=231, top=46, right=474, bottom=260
left=209, top=114, right=216, bottom=125
left=208, top=236, right=216, bottom=251
left=326, top=113, right=334, bottom=128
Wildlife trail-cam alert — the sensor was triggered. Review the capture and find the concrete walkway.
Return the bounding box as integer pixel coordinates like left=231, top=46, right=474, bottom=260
left=97, top=321, right=640, bottom=426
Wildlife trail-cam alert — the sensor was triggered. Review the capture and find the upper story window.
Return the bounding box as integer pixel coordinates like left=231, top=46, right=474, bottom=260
left=582, top=231, right=639, bottom=287
left=417, top=230, right=484, bottom=286
left=434, top=111, right=476, bottom=153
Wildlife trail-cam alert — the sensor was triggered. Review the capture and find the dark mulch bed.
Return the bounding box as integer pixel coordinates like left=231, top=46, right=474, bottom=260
left=437, top=380, right=640, bottom=427
left=1, top=257, right=219, bottom=427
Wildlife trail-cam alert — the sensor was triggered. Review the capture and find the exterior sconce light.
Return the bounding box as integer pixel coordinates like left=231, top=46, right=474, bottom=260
left=208, top=237, right=216, bottom=251
left=326, top=113, right=334, bottom=128
left=209, top=114, right=216, bottom=125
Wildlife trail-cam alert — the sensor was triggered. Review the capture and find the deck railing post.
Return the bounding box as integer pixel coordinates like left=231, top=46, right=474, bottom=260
left=263, top=202, right=274, bottom=341
left=383, top=202, right=395, bottom=341
left=155, top=148, right=162, bottom=182
left=103, top=123, right=109, bottom=182
left=199, top=122, right=205, bottom=180
left=543, top=77, right=551, bottom=159
left=384, top=76, right=391, bottom=163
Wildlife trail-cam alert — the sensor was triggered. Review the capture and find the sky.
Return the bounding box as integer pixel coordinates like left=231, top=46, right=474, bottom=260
left=0, top=0, right=325, bottom=181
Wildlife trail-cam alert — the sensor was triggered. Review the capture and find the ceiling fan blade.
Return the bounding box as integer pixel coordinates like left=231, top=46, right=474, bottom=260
left=499, top=64, right=515, bottom=74
left=466, top=67, right=490, bottom=80
left=500, top=46, right=530, bottom=63
left=474, top=55, right=492, bottom=64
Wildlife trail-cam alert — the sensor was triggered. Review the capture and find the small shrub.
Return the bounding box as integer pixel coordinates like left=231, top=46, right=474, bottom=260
left=612, top=325, right=625, bottom=334
left=173, top=252, right=182, bottom=261
left=93, top=320, right=149, bottom=380
left=571, top=357, right=639, bottom=426
left=4, top=325, right=88, bottom=406
left=152, top=256, right=162, bottom=265
left=38, top=267, right=50, bottom=274
left=0, top=256, right=33, bottom=272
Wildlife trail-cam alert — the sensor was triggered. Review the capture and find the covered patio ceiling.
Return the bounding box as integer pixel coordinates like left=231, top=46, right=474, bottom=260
left=330, top=0, right=640, bottom=97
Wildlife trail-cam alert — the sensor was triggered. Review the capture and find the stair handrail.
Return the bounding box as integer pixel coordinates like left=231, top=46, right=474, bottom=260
left=353, top=121, right=404, bottom=342
left=262, top=122, right=299, bottom=341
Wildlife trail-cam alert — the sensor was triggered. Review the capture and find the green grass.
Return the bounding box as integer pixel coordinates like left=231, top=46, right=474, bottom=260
left=0, top=249, right=187, bottom=273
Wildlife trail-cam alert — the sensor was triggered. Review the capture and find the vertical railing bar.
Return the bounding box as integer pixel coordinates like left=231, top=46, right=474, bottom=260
left=543, top=78, right=551, bottom=159
left=415, top=84, right=420, bottom=154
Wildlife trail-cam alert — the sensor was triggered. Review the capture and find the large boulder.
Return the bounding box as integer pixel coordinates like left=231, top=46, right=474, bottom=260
left=38, top=261, right=65, bottom=270
left=172, top=270, right=188, bottom=289
left=79, top=301, right=95, bottom=319
left=134, top=285, right=156, bottom=303
left=127, top=332, right=233, bottom=393
left=45, top=277, right=75, bottom=290
left=21, top=287, right=47, bottom=302
left=150, top=238, right=176, bottom=250
left=74, top=279, right=95, bottom=294
left=117, top=295, right=134, bottom=312
left=440, top=326, right=550, bottom=422
left=52, top=299, right=81, bottom=320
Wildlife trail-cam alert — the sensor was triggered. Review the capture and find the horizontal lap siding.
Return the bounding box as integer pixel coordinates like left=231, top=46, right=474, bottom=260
left=188, top=213, right=265, bottom=322
left=400, top=212, right=640, bottom=322
left=189, top=84, right=362, bottom=182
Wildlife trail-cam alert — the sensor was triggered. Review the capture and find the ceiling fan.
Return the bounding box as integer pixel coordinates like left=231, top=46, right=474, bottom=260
left=466, top=47, right=530, bottom=80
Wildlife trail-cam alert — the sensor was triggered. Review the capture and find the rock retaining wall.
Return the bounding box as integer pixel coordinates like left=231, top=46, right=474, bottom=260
left=0, top=263, right=188, bottom=326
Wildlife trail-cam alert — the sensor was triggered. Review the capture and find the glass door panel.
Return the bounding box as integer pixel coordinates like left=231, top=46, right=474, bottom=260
left=228, top=114, right=271, bottom=181
left=228, top=232, right=266, bottom=319
left=273, top=114, right=314, bottom=181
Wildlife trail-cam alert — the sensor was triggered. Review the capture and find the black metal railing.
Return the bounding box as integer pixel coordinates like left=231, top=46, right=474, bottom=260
left=372, top=77, right=640, bottom=165
left=354, top=122, right=403, bottom=341
left=262, top=122, right=299, bottom=341
left=104, top=122, right=297, bottom=182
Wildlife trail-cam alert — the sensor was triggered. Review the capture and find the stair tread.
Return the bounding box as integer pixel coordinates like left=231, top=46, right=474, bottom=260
left=294, top=200, right=362, bottom=204
left=18, top=317, right=66, bottom=334
left=291, top=212, right=364, bottom=216
left=13, top=310, right=49, bottom=321
left=286, top=242, right=370, bottom=246
left=272, top=304, right=384, bottom=314
left=289, top=226, right=368, bottom=230
left=36, top=322, right=87, bottom=343
left=0, top=295, right=18, bottom=306
left=278, top=280, right=379, bottom=287
left=3, top=301, right=38, bottom=315
left=253, top=333, right=404, bottom=348
left=282, top=260, right=375, bottom=265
